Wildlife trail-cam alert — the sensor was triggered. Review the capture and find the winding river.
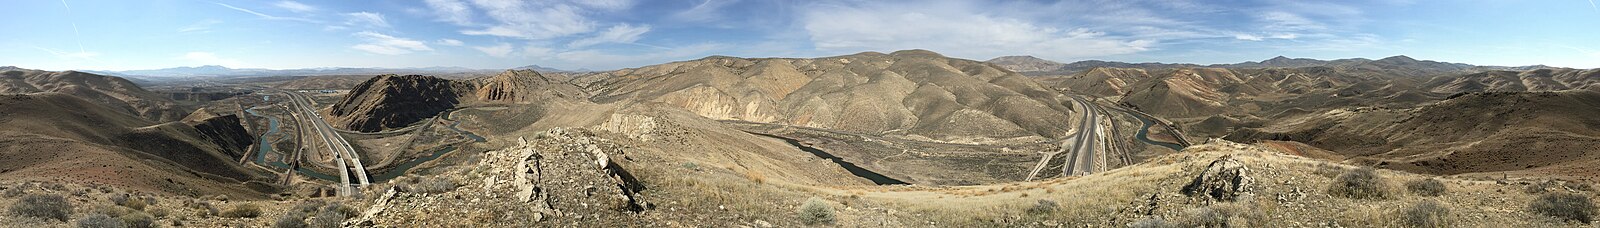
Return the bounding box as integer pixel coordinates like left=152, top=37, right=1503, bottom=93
left=1122, top=111, right=1187, bottom=151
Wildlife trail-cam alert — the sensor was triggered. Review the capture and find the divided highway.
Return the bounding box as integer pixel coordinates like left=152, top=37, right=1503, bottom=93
left=1025, top=95, right=1106, bottom=180
left=282, top=90, right=369, bottom=196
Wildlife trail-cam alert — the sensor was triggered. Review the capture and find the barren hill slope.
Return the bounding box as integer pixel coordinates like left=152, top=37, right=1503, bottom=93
left=1224, top=90, right=1600, bottom=180
left=0, top=93, right=265, bottom=197
left=326, top=70, right=585, bottom=132
left=587, top=50, right=1077, bottom=142
left=0, top=68, right=186, bottom=122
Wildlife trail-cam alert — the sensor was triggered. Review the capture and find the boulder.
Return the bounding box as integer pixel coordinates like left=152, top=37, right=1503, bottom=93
left=1181, top=155, right=1253, bottom=202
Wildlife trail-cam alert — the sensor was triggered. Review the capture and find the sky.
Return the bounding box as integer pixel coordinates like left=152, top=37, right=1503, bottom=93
left=2, top=0, right=1598, bottom=71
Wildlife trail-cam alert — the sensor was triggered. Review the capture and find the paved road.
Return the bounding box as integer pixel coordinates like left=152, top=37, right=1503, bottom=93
left=1062, top=95, right=1103, bottom=176
left=282, top=91, right=369, bottom=196
left=1025, top=95, right=1106, bottom=180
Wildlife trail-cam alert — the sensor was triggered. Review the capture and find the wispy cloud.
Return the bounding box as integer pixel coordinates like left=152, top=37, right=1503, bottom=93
left=473, top=43, right=514, bottom=57
left=423, top=0, right=475, bottom=25
left=273, top=1, right=317, bottom=13
left=458, top=1, right=596, bottom=39
left=801, top=1, right=1153, bottom=60
left=351, top=31, right=432, bottom=55
left=569, top=24, right=651, bottom=48
left=214, top=2, right=319, bottom=23
left=670, top=0, right=740, bottom=22
left=344, top=12, right=390, bottom=28
left=436, top=39, right=465, bottom=46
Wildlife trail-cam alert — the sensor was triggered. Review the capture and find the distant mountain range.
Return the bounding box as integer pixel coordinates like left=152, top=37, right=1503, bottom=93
left=986, top=55, right=1555, bottom=76
left=83, top=65, right=583, bottom=78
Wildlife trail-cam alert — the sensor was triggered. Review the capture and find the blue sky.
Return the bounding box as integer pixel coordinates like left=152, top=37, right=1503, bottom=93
left=3, top=0, right=1598, bottom=71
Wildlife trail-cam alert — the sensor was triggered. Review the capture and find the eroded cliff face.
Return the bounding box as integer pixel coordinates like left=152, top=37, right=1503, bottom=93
left=587, top=50, right=1078, bottom=142
left=189, top=114, right=255, bottom=158
left=326, top=71, right=588, bottom=132
left=327, top=74, right=468, bottom=132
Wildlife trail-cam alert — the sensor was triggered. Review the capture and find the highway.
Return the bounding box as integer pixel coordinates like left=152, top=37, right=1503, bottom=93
left=1025, top=95, right=1107, bottom=180
left=282, top=90, right=369, bottom=196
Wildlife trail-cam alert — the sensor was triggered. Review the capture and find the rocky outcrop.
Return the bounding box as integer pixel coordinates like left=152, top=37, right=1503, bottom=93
left=326, top=74, right=468, bottom=132
left=489, top=128, right=647, bottom=212
left=1181, top=155, right=1253, bottom=202
left=188, top=114, right=255, bottom=158
left=470, top=70, right=586, bottom=103
left=352, top=128, right=650, bottom=226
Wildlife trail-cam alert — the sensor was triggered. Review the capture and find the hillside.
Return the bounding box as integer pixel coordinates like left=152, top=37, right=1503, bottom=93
left=0, top=68, right=187, bottom=122
left=0, top=93, right=266, bottom=197
left=325, top=70, right=585, bottom=132
left=587, top=50, right=1077, bottom=142
left=1224, top=90, right=1600, bottom=180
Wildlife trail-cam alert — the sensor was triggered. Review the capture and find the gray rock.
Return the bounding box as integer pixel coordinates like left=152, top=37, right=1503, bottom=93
left=1181, top=155, right=1253, bottom=202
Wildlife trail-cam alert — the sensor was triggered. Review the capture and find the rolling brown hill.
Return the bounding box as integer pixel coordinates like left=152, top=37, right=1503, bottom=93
left=586, top=50, right=1077, bottom=142
left=1424, top=68, right=1600, bottom=94
left=1223, top=90, right=1600, bottom=180
left=0, top=68, right=187, bottom=122
left=0, top=93, right=266, bottom=197
left=325, top=70, right=585, bottom=132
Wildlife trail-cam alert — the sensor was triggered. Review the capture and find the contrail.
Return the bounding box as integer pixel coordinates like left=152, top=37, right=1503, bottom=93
left=58, top=0, right=87, bottom=56
left=1589, top=0, right=1599, bottom=14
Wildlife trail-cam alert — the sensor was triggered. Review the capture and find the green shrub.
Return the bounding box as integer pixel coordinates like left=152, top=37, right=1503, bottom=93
left=1129, top=217, right=1169, bottom=228
left=3, top=185, right=26, bottom=198
left=1329, top=167, right=1390, bottom=200
left=797, top=197, right=836, bottom=225
left=1530, top=192, right=1596, bottom=223
left=119, top=212, right=155, bottom=228
left=1405, top=178, right=1447, bottom=197
left=273, top=211, right=309, bottom=228
left=146, top=207, right=169, bottom=218
left=1398, top=200, right=1450, bottom=228
left=1174, top=203, right=1261, bottom=227
left=220, top=204, right=262, bottom=218
left=76, top=213, right=126, bottom=228
left=1025, top=199, right=1059, bottom=215
left=307, top=210, right=345, bottom=228
left=323, top=202, right=359, bottom=219
left=291, top=200, right=325, bottom=213
left=9, top=193, right=72, bottom=221
left=1526, top=180, right=1563, bottom=194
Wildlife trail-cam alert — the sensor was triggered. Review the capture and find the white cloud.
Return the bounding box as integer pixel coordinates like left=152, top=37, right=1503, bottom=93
left=345, top=12, right=390, bottom=28
left=571, top=0, right=635, bottom=11
left=554, top=43, right=724, bottom=70
left=437, top=39, right=465, bottom=46
left=181, top=52, right=243, bottom=66
left=801, top=1, right=1153, bottom=60
left=460, top=0, right=596, bottom=39
left=568, top=24, right=650, bottom=48
left=1233, top=33, right=1298, bottom=41
left=424, top=0, right=475, bottom=25
left=215, top=3, right=319, bottom=23
left=274, top=1, right=318, bottom=13
left=1258, top=11, right=1326, bottom=32
left=351, top=31, right=433, bottom=55
left=671, top=0, right=739, bottom=22
left=474, top=43, right=514, bottom=57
